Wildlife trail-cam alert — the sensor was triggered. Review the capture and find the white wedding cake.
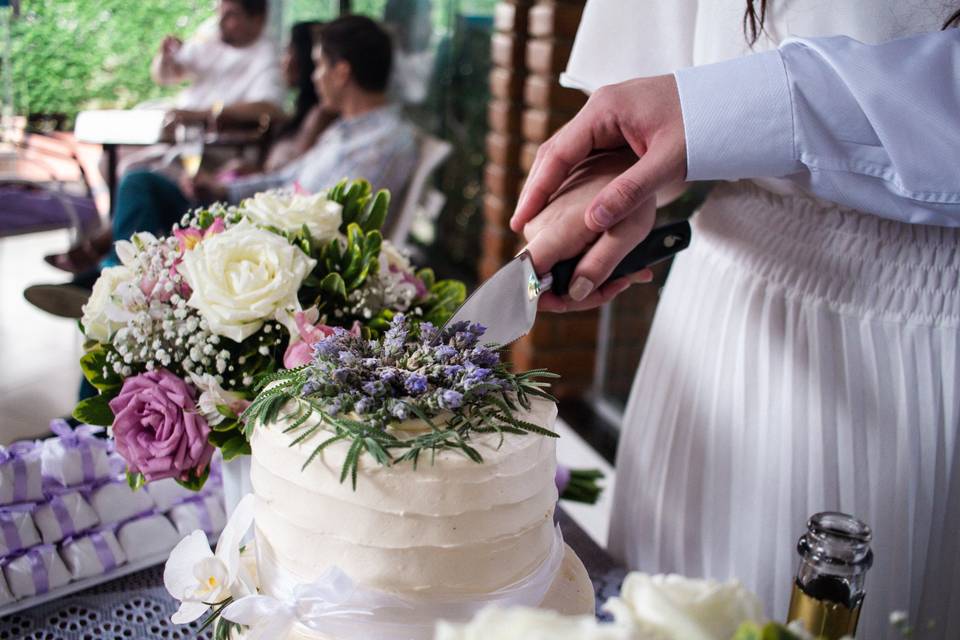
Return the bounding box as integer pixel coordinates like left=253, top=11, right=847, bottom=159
left=247, top=397, right=594, bottom=639
left=163, top=315, right=594, bottom=639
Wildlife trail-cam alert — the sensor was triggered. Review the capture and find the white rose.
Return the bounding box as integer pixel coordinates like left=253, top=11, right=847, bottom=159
left=81, top=265, right=135, bottom=342
left=604, top=573, right=765, bottom=640
left=435, top=606, right=637, bottom=640
left=242, top=190, right=342, bottom=241
left=179, top=219, right=316, bottom=342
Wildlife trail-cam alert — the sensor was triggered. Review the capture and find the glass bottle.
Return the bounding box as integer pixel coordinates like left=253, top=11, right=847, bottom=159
left=786, top=512, right=873, bottom=639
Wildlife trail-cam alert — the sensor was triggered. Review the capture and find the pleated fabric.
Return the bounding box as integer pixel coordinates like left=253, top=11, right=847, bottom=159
left=609, top=181, right=960, bottom=639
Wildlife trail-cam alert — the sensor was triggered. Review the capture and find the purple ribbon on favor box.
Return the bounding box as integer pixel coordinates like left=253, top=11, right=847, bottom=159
left=62, top=528, right=122, bottom=573
left=89, top=531, right=118, bottom=572
left=49, top=420, right=108, bottom=485
left=0, top=503, right=36, bottom=554
left=25, top=545, right=51, bottom=594
left=0, top=441, right=39, bottom=503
left=49, top=494, right=76, bottom=539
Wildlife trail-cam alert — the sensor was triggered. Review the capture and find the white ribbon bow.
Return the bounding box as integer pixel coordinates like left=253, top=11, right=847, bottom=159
left=226, top=525, right=566, bottom=640
left=223, top=566, right=414, bottom=640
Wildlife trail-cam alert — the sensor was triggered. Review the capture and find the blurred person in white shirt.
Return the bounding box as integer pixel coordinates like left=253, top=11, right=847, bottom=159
left=152, top=0, right=284, bottom=128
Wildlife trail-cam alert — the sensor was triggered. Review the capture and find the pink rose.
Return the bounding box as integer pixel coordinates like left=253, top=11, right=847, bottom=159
left=283, top=312, right=361, bottom=368
left=108, top=369, right=214, bottom=482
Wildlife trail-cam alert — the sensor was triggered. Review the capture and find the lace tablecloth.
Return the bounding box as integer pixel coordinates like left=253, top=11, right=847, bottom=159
left=0, top=511, right=625, bottom=639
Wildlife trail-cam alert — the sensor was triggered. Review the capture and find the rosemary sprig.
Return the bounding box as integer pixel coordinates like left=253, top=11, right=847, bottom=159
left=240, top=315, right=560, bottom=489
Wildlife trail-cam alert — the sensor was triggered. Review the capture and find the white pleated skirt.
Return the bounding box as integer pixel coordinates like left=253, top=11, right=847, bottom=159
left=609, top=181, right=960, bottom=639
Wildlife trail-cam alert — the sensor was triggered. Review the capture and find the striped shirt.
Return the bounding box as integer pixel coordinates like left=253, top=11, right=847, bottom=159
left=227, top=105, right=418, bottom=207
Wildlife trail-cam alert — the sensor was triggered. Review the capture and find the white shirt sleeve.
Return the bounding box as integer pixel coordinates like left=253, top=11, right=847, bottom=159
left=174, top=18, right=220, bottom=79
left=675, top=29, right=960, bottom=226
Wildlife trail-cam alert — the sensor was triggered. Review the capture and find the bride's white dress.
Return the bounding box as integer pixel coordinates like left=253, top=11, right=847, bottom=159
left=562, top=2, right=960, bottom=638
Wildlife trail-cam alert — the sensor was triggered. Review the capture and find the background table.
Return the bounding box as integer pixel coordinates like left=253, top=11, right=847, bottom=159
left=0, top=510, right=625, bottom=639
left=73, top=109, right=270, bottom=216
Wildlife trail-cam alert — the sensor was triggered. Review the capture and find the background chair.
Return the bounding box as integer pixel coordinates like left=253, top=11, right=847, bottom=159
left=388, top=130, right=452, bottom=250
left=0, top=129, right=100, bottom=241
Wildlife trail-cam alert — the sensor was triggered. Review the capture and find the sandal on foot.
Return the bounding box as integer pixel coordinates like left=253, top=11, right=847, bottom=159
left=23, top=283, right=92, bottom=319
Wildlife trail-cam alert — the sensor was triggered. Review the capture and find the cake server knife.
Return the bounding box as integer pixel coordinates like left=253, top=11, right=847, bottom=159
left=443, top=219, right=692, bottom=346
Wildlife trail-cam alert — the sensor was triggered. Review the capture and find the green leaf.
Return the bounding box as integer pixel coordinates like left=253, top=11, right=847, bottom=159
left=328, top=178, right=348, bottom=203
left=79, top=345, right=122, bottom=393
left=340, top=181, right=372, bottom=228
left=422, top=278, right=468, bottom=326
left=219, top=434, right=252, bottom=461
left=345, top=259, right=373, bottom=292
left=346, top=223, right=364, bottom=251
left=73, top=394, right=114, bottom=426
left=176, top=465, right=211, bottom=492
left=363, top=230, right=383, bottom=259
left=416, top=268, right=436, bottom=290
left=359, top=190, right=390, bottom=232
left=210, top=417, right=240, bottom=433
left=208, top=429, right=236, bottom=447
left=126, top=470, right=146, bottom=491
left=319, top=273, right=347, bottom=299
left=341, top=236, right=365, bottom=286
left=431, top=280, right=467, bottom=307
left=216, top=404, right=238, bottom=420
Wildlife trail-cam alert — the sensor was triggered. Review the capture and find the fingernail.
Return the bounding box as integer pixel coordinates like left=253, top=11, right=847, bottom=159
left=591, top=206, right=614, bottom=229
left=569, top=276, right=594, bottom=301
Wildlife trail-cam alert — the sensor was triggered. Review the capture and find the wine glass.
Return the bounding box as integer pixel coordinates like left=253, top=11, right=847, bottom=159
left=175, top=123, right=204, bottom=178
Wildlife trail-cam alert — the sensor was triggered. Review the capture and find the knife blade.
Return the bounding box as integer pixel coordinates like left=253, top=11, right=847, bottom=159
left=443, top=219, right=692, bottom=346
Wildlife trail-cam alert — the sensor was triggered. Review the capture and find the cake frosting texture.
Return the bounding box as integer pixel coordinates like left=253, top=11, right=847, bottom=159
left=249, top=397, right=560, bottom=600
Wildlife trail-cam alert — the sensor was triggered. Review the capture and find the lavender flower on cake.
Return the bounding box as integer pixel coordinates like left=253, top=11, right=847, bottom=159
left=243, top=314, right=560, bottom=487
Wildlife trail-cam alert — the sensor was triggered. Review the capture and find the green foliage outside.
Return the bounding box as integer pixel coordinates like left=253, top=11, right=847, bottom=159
left=7, top=0, right=501, bottom=125
left=7, top=0, right=501, bottom=280
left=9, top=0, right=217, bottom=122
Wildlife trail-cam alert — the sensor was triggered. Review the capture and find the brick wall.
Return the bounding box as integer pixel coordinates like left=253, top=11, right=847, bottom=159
left=482, top=0, right=595, bottom=400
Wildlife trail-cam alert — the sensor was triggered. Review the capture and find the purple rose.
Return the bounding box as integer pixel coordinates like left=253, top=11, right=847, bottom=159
left=108, top=369, right=214, bottom=482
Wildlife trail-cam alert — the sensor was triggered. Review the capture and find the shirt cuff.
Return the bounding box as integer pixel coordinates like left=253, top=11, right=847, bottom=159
left=674, top=49, right=798, bottom=181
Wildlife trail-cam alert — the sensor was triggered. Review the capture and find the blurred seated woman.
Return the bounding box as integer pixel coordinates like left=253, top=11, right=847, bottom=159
left=45, top=21, right=333, bottom=275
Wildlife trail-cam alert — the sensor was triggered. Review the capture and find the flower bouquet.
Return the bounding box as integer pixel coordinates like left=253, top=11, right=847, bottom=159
left=73, top=179, right=466, bottom=492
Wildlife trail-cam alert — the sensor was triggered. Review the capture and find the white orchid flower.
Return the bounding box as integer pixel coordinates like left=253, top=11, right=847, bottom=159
left=163, top=494, right=256, bottom=623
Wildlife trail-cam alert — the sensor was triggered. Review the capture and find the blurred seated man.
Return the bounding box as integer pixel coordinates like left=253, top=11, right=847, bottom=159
left=188, top=14, right=416, bottom=205
left=25, top=15, right=418, bottom=319
left=116, top=0, right=284, bottom=175
left=44, top=21, right=333, bottom=275
left=154, top=0, right=283, bottom=128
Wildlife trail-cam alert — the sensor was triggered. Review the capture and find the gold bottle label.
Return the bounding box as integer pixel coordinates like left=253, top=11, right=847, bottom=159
left=787, top=583, right=861, bottom=639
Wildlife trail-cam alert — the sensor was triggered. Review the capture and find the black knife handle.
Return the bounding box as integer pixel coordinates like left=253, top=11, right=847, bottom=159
left=550, top=220, right=692, bottom=297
